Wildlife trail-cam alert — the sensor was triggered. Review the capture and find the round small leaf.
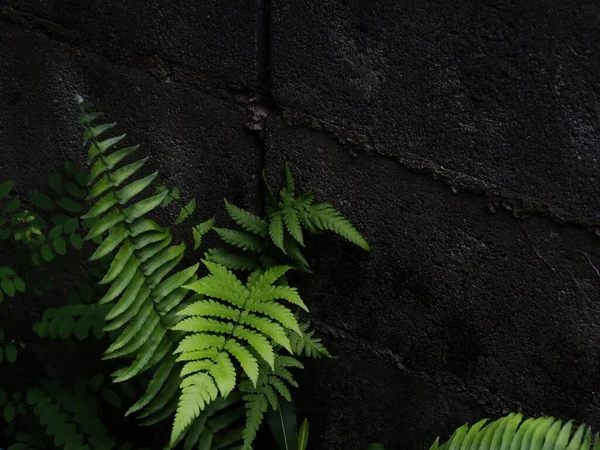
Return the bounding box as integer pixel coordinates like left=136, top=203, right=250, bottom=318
left=34, top=321, right=49, bottom=338
left=75, top=171, right=88, bottom=187
left=69, top=233, right=83, bottom=250
left=73, top=317, right=89, bottom=340
left=63, top=218, right=79, bottom=234
left=13, top=278, right=25, bottom=293
left=102, top=388, right=122, bottom=408
left=48, top=173, right=62, bottom=193
left=64, top=160, right=76, bottom=177
left=40, top=244, right=54, bottom=262
left=3, top=403, right=15, bottom=422
left=0, top=181, right=13, bottom=199
left=5, top=344, right=17, bottom=363
left=90, top=374, right=104, bottom=392
left=3, top=198, right=20, bottom=213
left=65, top=182, right=87, bottom=199
left=58, top=316, right=75, bottom=339
left=58, top=198, right=83, bottom=213
left=1, top=278, right=15, bottom=297
left=30, top=193, right=53, bottom=210
left=49, top=224, right=63, bottom=240
left=53, top=237, right=67, bottom=255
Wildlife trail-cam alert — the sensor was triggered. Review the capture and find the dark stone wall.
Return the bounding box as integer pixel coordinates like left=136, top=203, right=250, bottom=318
left=2, top=2, right=600, bottom=449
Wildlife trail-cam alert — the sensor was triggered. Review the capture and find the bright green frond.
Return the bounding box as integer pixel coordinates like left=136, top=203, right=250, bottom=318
left=176, top=334, right=227, bottom=354
left=224, top=340, right=259, bottom=386
left=289, top=321, right=332, bottom=359
left=283, top=208, right=304, bottom=245
left=247, top=302, right=301, bottom=334
left=172, top=317, right=234, bottom=334
left=308, top=203, right=370, bottom=251
left=268, top=212, right=285, bottom=253
left=193, top=218, right=215, bottom=250
left=225, top=199, right=268, bottom=237
left=171, top=373, right=219, bottom=447
left=240, top=313, right=292, bottom=353
left=250, top=284, right=308, bottom=311
left=233, top=326, right=275, bottom=368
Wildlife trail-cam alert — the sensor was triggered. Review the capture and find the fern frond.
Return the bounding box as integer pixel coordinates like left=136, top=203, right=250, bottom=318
left=268, top=212, right=285, bottom=253
left=225, top=199, right=268, bottom=237
left=289, top=321, right=332, bottom=359
left=171, top=260, right=308, bottom=445
left=205, top=247, right=261, bottom=271
left=175, top=198, right=196, bottom=224
left=78, top=105, right=203, bottom=434
left=283, top=208, right=304, bottom=246
left=308, top=203, right=370, bottom=251
left=213, top=227, right=264, bottom=252
left=432, top=413, right=600, bottom=450
left=193, top=218, right=215, bottom=250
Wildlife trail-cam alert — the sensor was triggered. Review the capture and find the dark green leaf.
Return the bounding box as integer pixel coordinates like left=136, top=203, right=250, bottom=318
left=48, top=172, right=62, bottom=193
left=1, top=278, right=15, bottom=297
left=298, top=419, right=309, bottom=450
left=53, top=237, right=67, bottom=255
left=64, top=160, right=76, bottom=177
left=65, top=182, right=87, bottom=199
left=267, top=398, right=298, bottom=450
left=64, top=217, right=79, bottom=234
left=5, top=344, right=17, bottom=363
left=13, top=278, right=25, bottom=293
left=69, top=233, right=83, bottom=250
left=3, top=403, right=15, bottom=422
left=0, top=181, right=13, bottom=199
left=58, top=316, right=75, bottom=339
left=30, top=192, right=53, bottom=210
left=75, top=171, right=88, bottom=187
left=90, top=374, right=104, bottom=392
left=49, top=224, right=63, bottom=240
left=58, top=197, right=83, bottom=212
left=40, top=244, right=54, bottom=262
left=102, top=388, right=122, bottom=408
left=3, top=198, right=20, bottom=213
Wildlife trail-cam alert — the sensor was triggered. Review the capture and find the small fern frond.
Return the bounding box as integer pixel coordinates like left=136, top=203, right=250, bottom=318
left=268, top=212, right=286, bottom=253
left=239, top=355, right=303, bottom=449
left=192, top=218, right=215, bottom=250
left=205, top=247, right=261, bottom=271
left=308, top=203, right=371, bottom=251
left=290, top=321, right=332, bottom=359
left=175, top=198, right=196, bottom=225
left=213, top=227, right=264, bottom=252
left=225, top=199, right=268, bottom=237
left=283, top=207, right=304, bottom=246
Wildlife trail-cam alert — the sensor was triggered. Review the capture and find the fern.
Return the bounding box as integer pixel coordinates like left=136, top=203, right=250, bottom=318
left=207, top=163, right=370, bottom=275
left=289, top=321, right=332, bottom=359
left=170, top=262, right=305, bottom=446
left=77, top=103, right=200, bottom=435
left=431, top=413, right=600, bottom=450
left=239, top=355, right=303, bottom=450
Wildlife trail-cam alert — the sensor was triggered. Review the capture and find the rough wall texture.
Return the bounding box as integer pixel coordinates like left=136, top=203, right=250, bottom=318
left=2, top=1, right=600, bottom=449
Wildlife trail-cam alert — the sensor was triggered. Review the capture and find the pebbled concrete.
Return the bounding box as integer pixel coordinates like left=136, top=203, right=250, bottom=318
left=0, top=21, right=262, bottom=217
left=266, top=118, right=600, bottom=449
left=271, top=0, right=600, bottom=222
left=4, top=0, right=267, bottom=89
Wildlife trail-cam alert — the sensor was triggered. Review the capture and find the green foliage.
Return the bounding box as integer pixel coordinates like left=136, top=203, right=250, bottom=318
left=430, top=413, right=600, bottom=450
left=78, top=102, right=202, bottom=436
left=171, top=262, right=305, bottom=445
left=207, top=163, right=369, bottom=275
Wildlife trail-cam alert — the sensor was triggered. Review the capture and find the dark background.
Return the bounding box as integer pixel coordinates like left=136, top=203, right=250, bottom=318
left=1, top=1, right=600, bottom=449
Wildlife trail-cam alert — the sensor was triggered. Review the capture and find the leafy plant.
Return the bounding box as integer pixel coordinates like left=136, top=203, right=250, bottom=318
left=431, top=412, right=600, bottom=449
left=76, top=100, right=370, bottom=448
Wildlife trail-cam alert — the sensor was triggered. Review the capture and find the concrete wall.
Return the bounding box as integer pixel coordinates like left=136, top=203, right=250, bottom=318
left=2, top=2, right=600, bottom=449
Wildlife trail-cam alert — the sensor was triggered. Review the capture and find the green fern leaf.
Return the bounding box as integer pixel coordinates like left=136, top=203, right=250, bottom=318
left=233, top=327, right=275, bottom=368
left=205, top=247, right=261, bottom=271
left=283, top=208, right=304, bottom=245
left=290, top=322, right=332, bottom=359
left=308, top=203, right=370, bottom=251
left=213, top=227, right=264, bottom=252
left=175, top=199, right=196, bottom=224
left=268, top=212, right=285, bottom=253
left=193, top=218, right=215, bottom=250
left=224, top=340, right=259, bottom=386
left=225, top=199, right=268, bottom=237
left=171, top=373, right=219, bottom=446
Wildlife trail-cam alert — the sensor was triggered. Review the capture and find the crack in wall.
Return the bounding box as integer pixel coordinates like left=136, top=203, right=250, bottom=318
left=3, top=5, right=600, bottom=236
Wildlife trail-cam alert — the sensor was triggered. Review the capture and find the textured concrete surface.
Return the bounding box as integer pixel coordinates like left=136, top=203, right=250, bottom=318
left=2, top=1, right=600, bottom=449
left=0, top=21, right=262, bottom=216
left=4, top=0, right=266, bottom=89
left=266, top=118, right=600, bottom=449
left=271, top=0, right=600, bottom=223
